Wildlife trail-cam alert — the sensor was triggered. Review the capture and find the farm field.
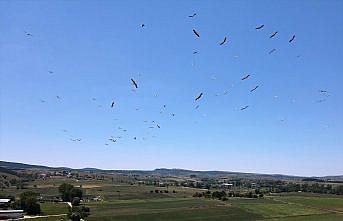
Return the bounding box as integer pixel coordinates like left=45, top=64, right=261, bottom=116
left=11, top=182, right=342, bottom=221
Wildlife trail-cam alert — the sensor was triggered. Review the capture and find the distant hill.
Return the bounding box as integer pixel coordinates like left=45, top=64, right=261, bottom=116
left=0, top=166, right=18, bottom=176
left=0, top=161, right=71, bottom=171
left=1, top=161, right=342, bottom=181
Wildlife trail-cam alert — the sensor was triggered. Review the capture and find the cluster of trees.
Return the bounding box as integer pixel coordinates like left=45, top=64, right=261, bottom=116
left=58, top=183, right=90, bottom=221
left=58, top=183, right=83, bottom=202
left=193, top=190, right=263, bottom=200
left=272, top=183, right=343, bottom=195
left=150, top=189, right=176, bottom=194
left=18, top=191, right=41, bottom=215
left=193, top=191, right=228, bottom=201
left=68, top=205, right=90, bottom=221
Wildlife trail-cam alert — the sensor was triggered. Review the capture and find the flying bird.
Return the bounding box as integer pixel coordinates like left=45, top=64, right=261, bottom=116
left=131, top=78, right=138, bottom=88
left=111, top=101, right=115, bottom=108
left=219, top=37, right=227, bottom=45
left=25, top=31, right=33, bottom=37
left=256, top=24, right=264, bottom=30
left=195, top=105, right=200, bottom=109
left=56, top=96, right=61, bottom=99
left=48, top=71, right=54, bottom=74
left=193, top=29, right=200, bottom=38
left=195, top=92, right=203, bottom=101
left=141, top=24, right=145, bottom=28
left=319, top=90, right=328, bottom=93
left=193, top=51, right=198, bottom=54
left=289, top=35, right=295, bottom=43
left=250, top=85, right=259, bottom=92
left=240, top=105, right=249, bottom=111
left=269, top=49, right=276, bottom=54
left=241, top=74, right=250, bottom=80
left=157, top=124, right=161, bottom=128
left=189, top=13, right=197, bottom=18
left=269, top=31, right=278, bottom=38
left=109, top=138, right=117, bottom=143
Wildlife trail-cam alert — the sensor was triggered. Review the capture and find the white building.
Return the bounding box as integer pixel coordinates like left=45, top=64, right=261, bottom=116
left=0, top=199, right=11, bottom=208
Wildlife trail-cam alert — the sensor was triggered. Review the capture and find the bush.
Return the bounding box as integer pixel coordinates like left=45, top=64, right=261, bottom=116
left=19, top=191, right=41, bottom=215
left=25, top=198, right=41, bottom=215
left=70, top=212, right=81, bottom=221
left=193, top=192, right=203, bottom=197
left=59, top=183, right=74, bottom=202
left=72, top=197, right=80, bottom=206
left=69, top=205, right=90, bottom=219
left=70, top=188, right=83, bottom=199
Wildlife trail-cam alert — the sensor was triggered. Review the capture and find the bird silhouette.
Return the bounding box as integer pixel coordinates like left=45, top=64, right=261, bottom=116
left=241, top=105, right=249, bottom=111
left=219, top=37, right=227, bottom=45
left=270, top=31, right=278, bottom=38
left=256, top=24, right=264, bottom=30
left=109, top=138, right=117, bottom=143
left=269, top=49, right=276, bottom=54
left=189, top=13, right=197, bottom=18
left=131, top=78, right=138, bottom=88
left=111, top=101, right=115, bottom=108
left=250, top=86, right=259, bottom=92
left=193, top=29, right=200, bottom=38
left=25, top=31, right=33, bottom=37
left=195, top=93, right=203, bottom=101
left=241, top=74, right=250, bottom=80
left=289, top=35, right=295, bottom=43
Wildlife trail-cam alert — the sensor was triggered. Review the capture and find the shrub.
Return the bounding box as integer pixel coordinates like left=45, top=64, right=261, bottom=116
left=72, top=197, right=80, bottom=206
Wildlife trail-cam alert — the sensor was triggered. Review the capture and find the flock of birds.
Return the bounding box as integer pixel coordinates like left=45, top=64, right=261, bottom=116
left=24, top=12, right=330, bottom=147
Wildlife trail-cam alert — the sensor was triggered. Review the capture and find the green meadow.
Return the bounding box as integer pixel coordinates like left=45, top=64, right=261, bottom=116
left=6, top=183, right=340, bottom=221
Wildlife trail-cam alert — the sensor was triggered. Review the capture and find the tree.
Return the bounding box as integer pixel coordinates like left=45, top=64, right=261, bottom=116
left=70, top=188, right=83, bottom=199
left=70, top=212, right=81, bottom=221
left=19, top=191, right=41, bottom=215
left=25, top=198, right=41, bottom=215
left=68, top=205, right=90, bottom=220
left=72, top=197, right=80, bottom=206
left=58, top=183, right=74, bottom=202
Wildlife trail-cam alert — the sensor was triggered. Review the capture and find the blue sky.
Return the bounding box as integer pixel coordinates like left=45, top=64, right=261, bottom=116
left=1, top=0, right=342, bottom=176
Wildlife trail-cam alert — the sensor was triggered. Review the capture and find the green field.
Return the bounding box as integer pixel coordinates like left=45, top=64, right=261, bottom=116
left=2, top=181, right=341, bottom=221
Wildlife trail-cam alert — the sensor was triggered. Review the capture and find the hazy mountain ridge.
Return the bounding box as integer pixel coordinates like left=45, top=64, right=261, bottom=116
left=1, top=161, right=342, bottom=181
